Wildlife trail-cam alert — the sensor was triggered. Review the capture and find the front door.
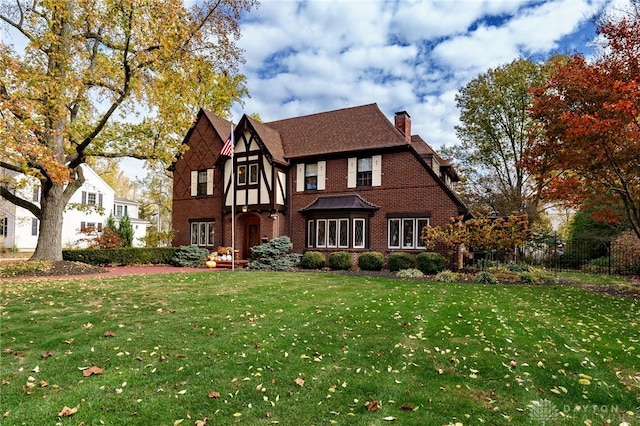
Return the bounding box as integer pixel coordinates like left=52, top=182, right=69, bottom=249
left=244, top=215, right=261, bottom=259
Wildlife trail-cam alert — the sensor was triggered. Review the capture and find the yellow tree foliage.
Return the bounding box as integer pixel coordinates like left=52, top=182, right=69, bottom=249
left=0, top=0, right=257, bottom=260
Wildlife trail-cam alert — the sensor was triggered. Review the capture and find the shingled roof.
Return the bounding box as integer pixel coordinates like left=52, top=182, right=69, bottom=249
left=266, top=103, right=410, bottom=160
left=202, top=109, right=234, bottom=141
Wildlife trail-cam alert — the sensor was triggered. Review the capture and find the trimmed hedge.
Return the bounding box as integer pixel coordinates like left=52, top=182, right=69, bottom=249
left=416, top=252, right=445, bottom=274
left=329, top=251, right=352, bottom=270
left=357, top=252, right=384, bottom=271
left=300, top=251, right=326, bottom=269
left=63, top=247, right=178, bottom=266
left=388, top=252, right=416, bottom=272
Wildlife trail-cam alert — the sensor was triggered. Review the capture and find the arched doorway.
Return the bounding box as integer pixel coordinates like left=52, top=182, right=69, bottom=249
left=242, top=214, right=261, bottom=259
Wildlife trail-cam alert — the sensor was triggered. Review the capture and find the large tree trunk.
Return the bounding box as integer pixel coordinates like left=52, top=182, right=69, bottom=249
left=31, top=183, right=65, bottom=261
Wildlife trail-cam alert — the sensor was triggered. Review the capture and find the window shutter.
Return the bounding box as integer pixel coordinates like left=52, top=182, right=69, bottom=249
left=98, top=193, right=103, bottom=207
left=372, top=155, right=382, bottom=187
left=296, top=163, right=305, bottom=192
left=206, top=168, right=214, bottom=195
left=191, top=171, right=198, bottom=196
left=82, top=191, right=87, bottom=204
left=347, top=158, right=357, bottom=188
left=317, top=161, right=326, bottom=190
left=81, top=221, right=86, bottom=231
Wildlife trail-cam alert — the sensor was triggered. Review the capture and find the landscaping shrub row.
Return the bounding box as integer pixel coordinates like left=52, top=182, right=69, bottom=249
left=63, top=247, right=179, bottom=266
left=299, top=250, right=446, bottom=274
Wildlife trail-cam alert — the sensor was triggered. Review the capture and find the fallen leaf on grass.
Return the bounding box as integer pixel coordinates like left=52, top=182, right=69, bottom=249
left=208, top=391, right=221, bottom=398
left=81, top=366, right=104, bottom=377
left=41, top=351, right=54, bottom=358
left=104, top=331, right=116, bottom=337
left=383, top=416, right=397, bottom=421
left=194, top=418, right=208, bottom=426
left=400, top=403, right=416, bottom=411
left=294, top=377, right=305, bottom=387
left=58, top=405, right=79, bottom=417
left=364, top=398, right=380, bottom=412
left=64, top=338, right=74, bottom=345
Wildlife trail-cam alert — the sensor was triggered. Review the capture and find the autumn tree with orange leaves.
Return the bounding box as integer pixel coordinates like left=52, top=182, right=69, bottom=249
left=524, top=1, right=640, bottom=241
left=0, top=0, right=257, bottom=260
left=421, top=213, right=530, bottom=268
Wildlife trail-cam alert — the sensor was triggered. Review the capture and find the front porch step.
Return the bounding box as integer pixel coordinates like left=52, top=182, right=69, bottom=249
left=211, top=260, right=248, bottom=270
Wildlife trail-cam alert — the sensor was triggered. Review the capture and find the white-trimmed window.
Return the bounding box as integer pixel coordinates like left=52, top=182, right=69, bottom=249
left=316, top=220, right=327, bottom=248
left=353, top=218, right=365, bottom=248
left=388, top=217, right=429, bottom=249
left=31, top=218, right=39, bottom=236
left=338, top=219, right=349, bottom=248
left=307, top=218, right=360, bottom=249
left=190, top=221, right=215, bottom=246
left=307, top=220, right=315, bottom=248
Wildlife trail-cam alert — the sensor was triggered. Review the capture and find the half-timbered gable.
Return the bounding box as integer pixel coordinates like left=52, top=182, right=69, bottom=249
left=171, top=103, right=469, bottom=262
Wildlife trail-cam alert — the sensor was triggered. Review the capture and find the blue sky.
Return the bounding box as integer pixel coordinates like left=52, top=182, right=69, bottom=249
left=1, top=0, right=629, bottom=180
left=230, top=0, right=625, bottom=150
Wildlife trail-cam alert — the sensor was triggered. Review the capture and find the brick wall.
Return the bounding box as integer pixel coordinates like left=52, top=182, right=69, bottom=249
left=172, top=117, right=225, bottom=248
left=288, top=149, right=462, bottom=255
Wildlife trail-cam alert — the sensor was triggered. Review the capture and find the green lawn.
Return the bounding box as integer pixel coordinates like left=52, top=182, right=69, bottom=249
left=1, top=271, right=638, bottom=425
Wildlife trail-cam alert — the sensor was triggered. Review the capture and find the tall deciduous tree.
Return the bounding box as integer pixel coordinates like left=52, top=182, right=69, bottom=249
left=445, top=57, right=555, bottom=219
left=0, top=0, right=256, bottom=260
left=524, top=1, right=640, bottom=241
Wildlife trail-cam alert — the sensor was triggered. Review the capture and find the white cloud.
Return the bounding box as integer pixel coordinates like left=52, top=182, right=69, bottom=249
left=231, top=0, right=623, bottom=152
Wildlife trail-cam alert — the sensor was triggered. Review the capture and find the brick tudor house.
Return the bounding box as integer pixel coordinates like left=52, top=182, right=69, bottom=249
left=171, top=103, right=469, bottom=264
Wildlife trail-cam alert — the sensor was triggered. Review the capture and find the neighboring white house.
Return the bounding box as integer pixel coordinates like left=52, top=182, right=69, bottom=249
left=0, top=164, right=150, bottom=251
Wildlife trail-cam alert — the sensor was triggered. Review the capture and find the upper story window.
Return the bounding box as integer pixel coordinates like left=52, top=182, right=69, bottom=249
left=197, top=170, right=208, bottom=195
left=296, top=161, right=325, bottom=191
left=237, top=165, right=247, bottom=185
left=191, top=169, right=214, bottom=196
left=82, top=191, right=103, bottom=207
left=357, top=158, right=372, bottom=187
left=32, top=187, right=40, bottom=203
left=114, top=204, right=128, bottom=218
left=305, top=163, right=318, bottom=190
left=348, top=155, right=381, bottom=188
left=249, top=163, right=259, bottom=185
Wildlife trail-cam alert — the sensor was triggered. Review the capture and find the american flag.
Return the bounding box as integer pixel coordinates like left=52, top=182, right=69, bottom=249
left=220, top=133, right=234, bottom=157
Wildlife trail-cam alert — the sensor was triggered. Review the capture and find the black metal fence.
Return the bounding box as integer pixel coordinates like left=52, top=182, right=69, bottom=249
left=521, top=237, right=640, bottom=275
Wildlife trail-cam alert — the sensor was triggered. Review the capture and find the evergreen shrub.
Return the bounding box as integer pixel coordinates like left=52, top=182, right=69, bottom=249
left=299, top=251, right=326, bottom=270
left=357, top=252, right=384, bottom=271
left=388, top=252, right=416, bottom=272
left=416, top=252, right=445, bottom=274
left=329, top=252, right=352, bottom=270
left=248, top=236, right=298, bottom=271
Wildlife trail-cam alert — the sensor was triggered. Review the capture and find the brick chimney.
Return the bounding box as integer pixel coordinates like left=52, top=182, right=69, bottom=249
left=394, top=111, right=411, bottom=142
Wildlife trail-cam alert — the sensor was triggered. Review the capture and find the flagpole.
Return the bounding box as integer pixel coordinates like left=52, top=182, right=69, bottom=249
left=230, top=124, right=235, bottom=271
